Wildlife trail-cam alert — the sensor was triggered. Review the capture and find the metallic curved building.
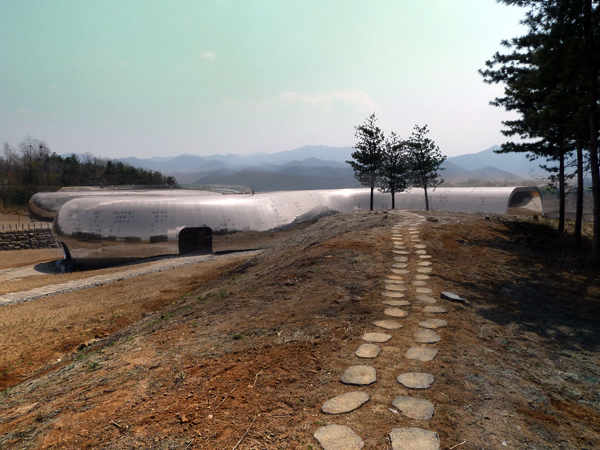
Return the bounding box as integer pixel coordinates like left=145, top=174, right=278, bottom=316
left=34, top=186, right=542, bottom=268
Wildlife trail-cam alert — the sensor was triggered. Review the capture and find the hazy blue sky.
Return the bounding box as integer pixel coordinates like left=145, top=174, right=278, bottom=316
left=1, top=1, right=526, bottom=159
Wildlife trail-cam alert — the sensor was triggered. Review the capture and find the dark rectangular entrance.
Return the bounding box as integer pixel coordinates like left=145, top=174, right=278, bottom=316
left=178, top=227, right=212, bottom=255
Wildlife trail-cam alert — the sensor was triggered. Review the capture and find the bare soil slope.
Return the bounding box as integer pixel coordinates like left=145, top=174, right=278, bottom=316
left=0, top=210, right=599, bottom=449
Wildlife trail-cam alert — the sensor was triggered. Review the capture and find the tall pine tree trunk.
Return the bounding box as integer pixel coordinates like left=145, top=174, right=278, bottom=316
left=558, top=146, right=565, bottom=234
left=585, top=0, right=600, bottom=268
left=575, top=140, right=584, bottom=245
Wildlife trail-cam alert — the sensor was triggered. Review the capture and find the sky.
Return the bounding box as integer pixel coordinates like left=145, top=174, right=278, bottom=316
left=0, top=1, right=527, bottom=160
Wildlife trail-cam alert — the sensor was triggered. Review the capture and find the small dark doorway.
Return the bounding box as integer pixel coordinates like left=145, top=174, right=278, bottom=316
left=178, top=227, right=213, bottom=255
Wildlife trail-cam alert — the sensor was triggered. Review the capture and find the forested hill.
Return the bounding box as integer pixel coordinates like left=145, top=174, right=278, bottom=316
left=0, top=137, right=177, bottom=208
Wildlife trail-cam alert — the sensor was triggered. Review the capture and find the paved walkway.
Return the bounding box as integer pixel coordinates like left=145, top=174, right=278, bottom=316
left=0, top=251, right=261, bottom=307
left=314, top=212, right=446, bottom=450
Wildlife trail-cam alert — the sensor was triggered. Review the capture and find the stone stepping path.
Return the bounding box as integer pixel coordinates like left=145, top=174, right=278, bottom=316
left=415, top=329, right=441, bottom=343
left=392, top=396, right=435, bottom=420
left=397, top=373, right=435, bottom=389
left=362, top=332, right=392, bottom=343
left=423, top=305, right=447, bottom=314
left=355, top=344, right=381, bottom=358
left=406, top=346, right=438, bottom=362
left=389, top=427, right=440, bottom=450
left=340, top=365, right=377, bottom=385
left=314, top=425, right=364, bottom=450
left=383, top=299, right=410, bottom=307
left=382, top=291, right=405, bottom=298
left=418, top=318, right=448, bottom=329
left=315, top=213, right=446, bottom=449
left=373, top=319, right=402, bottom=329
left=384, top=307, right=409, bottom=318
left=322, top=392, right=370, bottom=414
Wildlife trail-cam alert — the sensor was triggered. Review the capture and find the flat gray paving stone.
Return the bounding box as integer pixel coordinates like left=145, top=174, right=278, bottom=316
left=415, top=329, right=441, bottom=343
left=385, top=284, right=407, bottom=292
left=392, top=396, right=435, bottom=420
left=386, top=278, right=405, bottom=284
left=388, top=275, right=404, bottom=280
left=383, top=299, right=410, bottom=306
left=417, top=267, right=433, bottom=274
left=341, top=365, right=377, bottom=385
left=406, top=346, right=438, bottom=362
left=393, top=257, right=408, bottom=263
left=373, top=319, right=403, bottom=330
left=412, top=280, right=428, bottom=286
left=389, top=427, right=440, bottom=450
left=384, top=307, right=409, bottom=318
left=418, top=318, right=448, bottom=329
left=362, top=332, right=392, bottom=343
left=441, top=291, right=467, bottom=303
left=415, top=295, right=436, bottom=304
left=392, top=260, right=408, bottom=266
left=419, top=255, right=432, bottom=259
left=416, top=287, right=433, bottom=294
left=394, top=250, right=410, bottom=255
left=414, top=244, right=427, bottom=249
left=391, top=268, right=409, bottom=275
left=355, top=343, right=381, bottom=358
left=397, top=373, right=435, bottom=389
left=423, top=305, right=447, bottom=314
left=418, top=261, right=432, bottom=266
left=314, top=424, right=365, bottom=450
left=382, top=291, right=405, bottom=298
left=322, top=392, right=370, bottom=414
left=415, top=250, right=427, bottom=255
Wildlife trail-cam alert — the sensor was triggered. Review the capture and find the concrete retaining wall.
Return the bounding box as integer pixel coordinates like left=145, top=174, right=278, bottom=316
left=0, top=229, right=60, bottom=251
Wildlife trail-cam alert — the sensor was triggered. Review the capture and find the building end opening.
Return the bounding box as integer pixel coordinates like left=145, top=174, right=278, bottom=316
left=178, top=227, right=213, bottom=255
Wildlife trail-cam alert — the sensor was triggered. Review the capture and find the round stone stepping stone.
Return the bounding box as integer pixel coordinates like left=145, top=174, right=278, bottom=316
left=391, top=268, right=409, bottom=275
left=415, top=250, right=427, bottom=255
left=423, top=305, right=447, bottom=314
left=394, top=250, right=409, bottom=255
left=388, top=275, right=404, bottom=280
left=441, top=291, right=467, bottom=303
left=415, top=274, right=430, bottom=280
left=419, top=255, right=432, bottom=259
left=383, top=299, right=410, bottom=306
left=414, top=244, right=427, bottom=249
left=418, top=261, right=432, bottom=266
left=418, top=318, right=448, bottom=329
left=355, top=343, right=381, bottom=358
left=362, top=332, right=392, bottom=343
left=393, top=257, right=408, bottom=263
left=411, top=238, right=422, bottom=242
left=406, top=346, right=438, bottom=361
left=384, top=307, right=409, bottom=318
left=382, top=291, right=405, bottom=298
left=415, top=329, right=441, bottom=343
left=314, top=424, right=364, bottom=450
left=374, top=319, right=403, bottom=330
left=412, top=280, right=428, bottom=286
left=397, top=372, right=435, bottom=389
left=393, top=260, right=408, bottom=266
left=341, top=365, right=377, bottom=385
left=389, top=427, right=440, bottom=450
left=415, top=295, right=436, bottom=304
left=416, top=287, right=433, bottom=294
left=417, top=267, right=433, bottom=274
left=409, top=230, right=419, bottom=234
left=386, top=278, right=405, bottom=284
left=385, top=284, right=406, bottom=292
left=322, top=391, right=370, bottom=414
left=392, top=396, right=435, bottom=420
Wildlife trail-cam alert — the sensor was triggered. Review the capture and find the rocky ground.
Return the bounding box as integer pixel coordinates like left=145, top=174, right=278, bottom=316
left=0, top=210, right=599, bottom=449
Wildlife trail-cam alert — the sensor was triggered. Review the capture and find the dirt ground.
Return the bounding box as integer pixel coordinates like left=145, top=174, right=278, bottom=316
left=0, top=210, right=599, bottom=449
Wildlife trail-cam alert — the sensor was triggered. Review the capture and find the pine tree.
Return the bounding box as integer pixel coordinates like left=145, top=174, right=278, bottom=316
left=377, top=132, right=410, bottom=209
left=406, top=125, right=446, bottom=211
left=347, top=114, right=385, bottom=210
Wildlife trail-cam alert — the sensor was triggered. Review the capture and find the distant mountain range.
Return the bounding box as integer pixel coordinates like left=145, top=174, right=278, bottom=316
left=63, top=145, right=556, bottom=191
